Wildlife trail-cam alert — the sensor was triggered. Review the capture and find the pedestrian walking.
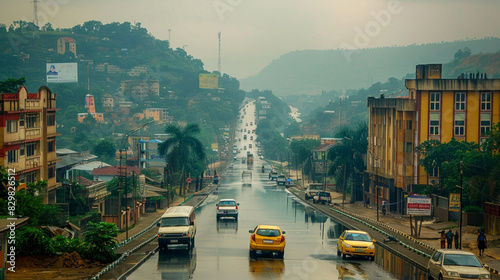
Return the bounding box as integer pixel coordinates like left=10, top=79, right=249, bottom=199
left=364, top=195, right=369, bottom=207
left=454, top=231, right=460, bottom=249
left=381, top=201, right=387, bottom=215
left=439, top=230, right=446, bottom=249
left=446, top=229, right=454, bottom=249
left=478, top=229, right=487, bottom=256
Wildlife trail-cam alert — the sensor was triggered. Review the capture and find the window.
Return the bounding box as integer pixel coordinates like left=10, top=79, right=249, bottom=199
left=407, top=120, right=412, bottom=130
left=430, top=92, right=440, bottom=111
left=20, top=144, right=25, bottom=156
left=405, top=142, right=412, bottom=153
left=48, top=140, right=55, bottom=152
left=25, top=171, right=36, bottom=184
left=26, top=143, right=36, bottom=157
left=6, top=120, right=18, bottom=133
left=455, top=92, right=466, bottom=111
left=47, top=114, right=55, bottom=126
left=19, top=114, right=25, bottom=127
left=481, top=92, right=491, bottom=111
left=26, top=114, right=38, bottom=128
left=481, top=113, right=491, bottom=136
left=48, top=166, right=55, bottom=179
left=429, top=113, right=440, bottom=135
left=7, top=150, right=18, bottom=163
left=454, top=113, right=465, bottom=136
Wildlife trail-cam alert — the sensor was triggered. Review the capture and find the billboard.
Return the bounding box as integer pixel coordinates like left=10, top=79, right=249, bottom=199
left=46, top=63, right=78, bottom=83
left=407, top=195, right=431, bottom=216
left=199, top=73, right=218, bottom=89
left=449, top=193, right=460, bottom=212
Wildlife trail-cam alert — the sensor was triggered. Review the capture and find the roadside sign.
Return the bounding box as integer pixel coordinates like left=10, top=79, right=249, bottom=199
left=186, top=178, right=192, bottom=184
left=449, top=193, right=460, bottom=212
left=407, top=195, right=431, bottom=216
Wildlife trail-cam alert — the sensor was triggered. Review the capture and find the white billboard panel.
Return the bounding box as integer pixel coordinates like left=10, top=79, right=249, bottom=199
left=46, top=63, right=78, bottom=83
left=407, top=195, right=432, bottom=216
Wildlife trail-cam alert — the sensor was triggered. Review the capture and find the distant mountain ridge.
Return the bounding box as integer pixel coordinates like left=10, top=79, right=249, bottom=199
left=240, top=38, right=500, bottom=96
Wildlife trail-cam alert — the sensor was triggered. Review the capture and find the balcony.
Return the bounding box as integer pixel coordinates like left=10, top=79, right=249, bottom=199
left=25, top=156, right=41, bottom=170
left=25, top=127, right=41, bottom=140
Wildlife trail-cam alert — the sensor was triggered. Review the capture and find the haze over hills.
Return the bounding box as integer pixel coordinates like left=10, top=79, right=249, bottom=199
left=240, top=38, right=500, bottom=97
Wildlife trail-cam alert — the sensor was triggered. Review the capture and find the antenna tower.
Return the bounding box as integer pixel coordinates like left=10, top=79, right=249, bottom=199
left=32, top=0, right=39, bottom=26
left=218, top=32, right=221, bottom=76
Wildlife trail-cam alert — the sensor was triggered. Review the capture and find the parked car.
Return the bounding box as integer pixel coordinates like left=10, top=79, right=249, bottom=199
left=249, top=225, right=286, bottom=258
left=427, top=249, right=491, bottom=280
left=313, top=191, right=332, bottom=204
left=304, top=183, right=324, bottom=200
left=276, top=174, right=287, bottom=185
left=337, top=230, right=375, bottom=260
left=216, top=199, right=239, bottom=221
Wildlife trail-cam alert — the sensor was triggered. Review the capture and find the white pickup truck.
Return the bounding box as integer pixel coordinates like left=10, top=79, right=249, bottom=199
left=304, top=183, right=324, bottom=200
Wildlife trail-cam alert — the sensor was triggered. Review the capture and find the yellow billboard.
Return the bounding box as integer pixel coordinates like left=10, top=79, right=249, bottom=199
left=211, top=143, right=218, bottom=150
left=449, top=193, right=460, bottom=212
left=199, top=73, right=218, bottom=89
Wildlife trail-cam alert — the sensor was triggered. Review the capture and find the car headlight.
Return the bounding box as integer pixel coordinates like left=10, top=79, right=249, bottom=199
left=368, top=245, right=375, bottom=249
left=446, top=271, right=460, bottom=277
left=479, top=274, right=491, bottom=279
left=344, top=244, right=351, bottom=248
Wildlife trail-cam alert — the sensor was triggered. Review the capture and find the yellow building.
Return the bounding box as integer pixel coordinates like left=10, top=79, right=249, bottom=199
left=1, top=86, right=60, bottom=203
left=57, top=37, right=76, bottom=57
left=367, top=64, right=500, bottom=212
left=406, top=64, right=500, bottom=185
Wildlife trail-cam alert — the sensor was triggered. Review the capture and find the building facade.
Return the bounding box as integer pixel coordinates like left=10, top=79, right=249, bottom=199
left=0, top=86, right=60, bottom=203
left=367, top=64, right=500, bottom=212
left=57, top=37, right=77, bottom=57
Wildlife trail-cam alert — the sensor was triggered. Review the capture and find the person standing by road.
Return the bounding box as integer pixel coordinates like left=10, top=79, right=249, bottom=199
left=446, top=230, right=454, bottom=249
left=478, top=229, right=487, bottom=256
left=454, top=231, right=460, bottom=249
left=439, top=230, right=446, bottom=249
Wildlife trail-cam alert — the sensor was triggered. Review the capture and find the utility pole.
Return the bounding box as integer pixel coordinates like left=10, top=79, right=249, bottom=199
left=133, top=171, right=136, bottom=226
left=459, top=160, right=463, bottom=249
left=323, top=151, right=327, bottom=192
left=32, top=0, right=39, bottom=26
left=218, top=32, right=221, bottom=76
left=343, top=164, right=346, bottom=209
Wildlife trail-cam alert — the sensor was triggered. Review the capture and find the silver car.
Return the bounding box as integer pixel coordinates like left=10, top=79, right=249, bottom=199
left=216, top=199, right=239, bottom=221
left=427, top=249, right=491, bottom=280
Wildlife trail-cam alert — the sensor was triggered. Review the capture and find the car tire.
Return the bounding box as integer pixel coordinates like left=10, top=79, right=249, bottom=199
left=370, top=256, right=374, bottom=261
left=216, top=215, right=220, bottom=220
left=337, top=249, right=341, bottom=256
left=305, top=194, right=308, bottom=200
left=277, top=251, right=284, bottom=259
left=342, top=252, right=347, bottom=259
left=313, top=199, right=317, bottom=204
left=249, top=250, right=255, bottom=258
left=438, top=275, right=443, bottom=280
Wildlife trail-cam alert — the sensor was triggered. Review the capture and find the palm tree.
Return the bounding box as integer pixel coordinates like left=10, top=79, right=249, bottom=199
left=158, top=123, right=206, bottom=194
left=327, top=122, right=368, bottom=203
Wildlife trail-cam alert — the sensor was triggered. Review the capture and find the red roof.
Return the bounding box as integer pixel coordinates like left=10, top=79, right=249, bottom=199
left=60, top=37, right=76, bottom=42
left=71, top=176, right=98, bottom=187
left=91, top=166, right=142, bottom=176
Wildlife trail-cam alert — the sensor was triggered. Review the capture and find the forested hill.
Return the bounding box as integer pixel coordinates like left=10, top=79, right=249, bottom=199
left=240, top=38, right=500, bottom=97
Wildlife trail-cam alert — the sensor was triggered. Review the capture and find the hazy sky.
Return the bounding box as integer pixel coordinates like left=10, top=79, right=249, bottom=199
left=1, top=0, right=500, bottom=79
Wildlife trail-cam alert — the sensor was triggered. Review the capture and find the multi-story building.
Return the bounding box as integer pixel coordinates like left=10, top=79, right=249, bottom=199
left=57, top=37, right=77, bottom=57
left=0, top=86, right=60, bottom=203
left=121, top=80, right=160, bottom=98
left=366, top=64, right=500, bottom=213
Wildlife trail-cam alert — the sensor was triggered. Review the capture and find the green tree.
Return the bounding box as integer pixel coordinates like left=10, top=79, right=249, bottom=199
left=327, top=122, right=368, bottom=202
left=0, top=77, right=25, bottom=92
left=93, top=139, right=117, bottom=164
left=81, top=222, right=119, bottom=263
left=158, top=123, right=206, bottom=194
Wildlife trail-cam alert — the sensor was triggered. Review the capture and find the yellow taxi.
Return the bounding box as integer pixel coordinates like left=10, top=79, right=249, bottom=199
left=249, top=225, right=286, bottom=258
left=337, top=230, right=375, bottom=260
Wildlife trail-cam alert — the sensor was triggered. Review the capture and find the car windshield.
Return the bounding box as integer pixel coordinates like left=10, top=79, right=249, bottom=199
left=219, top=200, right=236, bottom=206
left=160, top=217, right=189, bottom=227
left=257, top=229, right=281, bottom=237
left=345, top=233, right=372, bottom=242
left=443, top=254, right=482, bottom=267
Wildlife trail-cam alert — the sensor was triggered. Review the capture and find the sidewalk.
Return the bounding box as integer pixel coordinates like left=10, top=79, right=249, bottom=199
left=323, top=187, right=500, bottom=274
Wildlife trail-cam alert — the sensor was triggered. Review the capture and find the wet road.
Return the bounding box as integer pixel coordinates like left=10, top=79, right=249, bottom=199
left=128, top=158, right=398, bottom=280
left=127, top=100, right=400, bottom=280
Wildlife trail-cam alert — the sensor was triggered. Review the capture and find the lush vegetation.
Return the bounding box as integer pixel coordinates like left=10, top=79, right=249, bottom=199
left=416, top=123, right=500, bottom=207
